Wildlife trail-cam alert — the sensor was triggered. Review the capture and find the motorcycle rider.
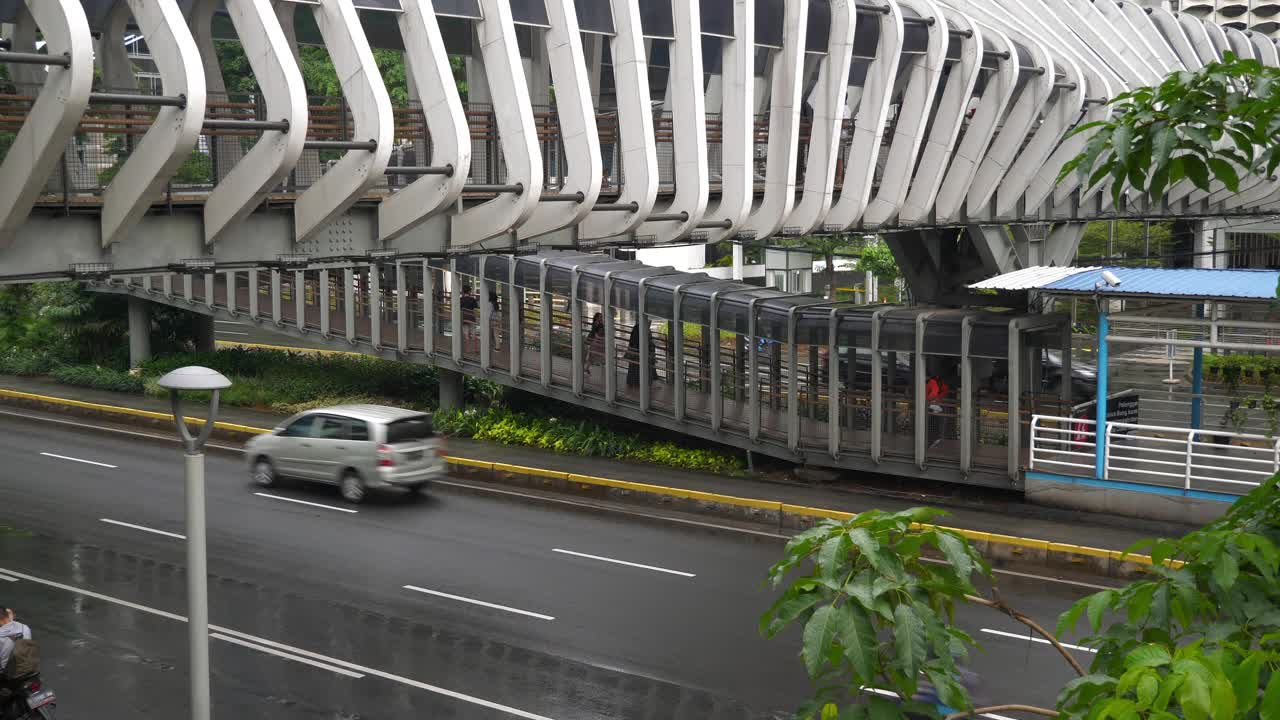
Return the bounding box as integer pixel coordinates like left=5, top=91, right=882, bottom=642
left=0, top=607, right=30, bottom=674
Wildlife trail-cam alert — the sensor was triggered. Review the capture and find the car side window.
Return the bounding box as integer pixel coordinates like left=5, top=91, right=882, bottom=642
left=315, top=416, right=346, bottom=440
left=280, top=416, right=317, bottom=438
left=347, top=420, right=370, bottom=442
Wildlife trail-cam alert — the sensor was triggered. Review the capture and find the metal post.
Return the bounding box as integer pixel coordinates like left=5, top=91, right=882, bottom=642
left=828, top=308, right=840, bottom=459
left=639, top=278, right=652, bottom=413
left=1008, top=318, right=1024, bottom=480
left=915, top=313, right=929, bottom=469
left=571, top=264, right=583, bottom=396
left=1192, top=304, right=1204, bottom=431
left=604, top=272, right=617, bottom=403
left=246, top=270, right=257, bottom=318
left=450, top=258, right=463, bottom=364
left=748, top=298, right=761, bottom=442
left=205, top=274, right=215, bottom=311
left=423, top=261, right=435, bottom=356
left=710, top=291, right=724, bottom=431
left=225, top=271, right=236, bottom=315
left=510, top=257, right=521, bottom=381
left=673, top=289, right=686, bottom=420
left=960, top=316, right=974, bottom=474
left=320, top=270, right=331, bottom=336
left=344, top=268, right=356, bottom=342
left=183, top=274, right=193, bottom=303
left=271, top=270, right=282, bottom=326
left=186, top=449, right=210, bottom=720
left=294, top=270, right=305, bottom=331
left=870, top=310, right=886, bottom=462
left=539, top=260, right=552, bottom=387
left=1094, top=311, right=1110, bottom=480
left=370, top=265, right=382, bottom=349
left=480, top=256, right=492, bottom=371
left=787, top=308, right=800, bottom=451
left=396, top=261, right=408, bottom=352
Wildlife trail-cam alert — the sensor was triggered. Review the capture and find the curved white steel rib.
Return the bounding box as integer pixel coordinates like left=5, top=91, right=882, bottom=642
left=0, top=0, right=93, bottom=243
left=898, top=14, right=980, bottom=226
left=293, top=0, right=393, bottom=244
left=201, top=0, right=308, bottom=244
left=789, top=0, right=855, bottom=235
left=579, top=0, right=659, bottom=240
left=700, top=0, right=755, bottom=244
left=932, top=23, right=1018, bottom=224
left=451, top=0, right=541, bottom=247
left=826, top=0, right=903, bottom=230
left=517, top=0, right=602, bottom=241
left=740, top=0, right=809, bottom=238
left=637, top=0, right=708, bottom=243
left=1149, top=5, right=1203, bottom=71
left=379, top=0, right=470, bottom=241
left=862, top=0, right=947, bottom=227
left=100, top=0, right=207, bottom=248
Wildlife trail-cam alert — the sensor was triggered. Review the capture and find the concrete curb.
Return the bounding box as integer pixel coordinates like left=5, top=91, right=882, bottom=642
left=0, top=388, right=1158, bottom=580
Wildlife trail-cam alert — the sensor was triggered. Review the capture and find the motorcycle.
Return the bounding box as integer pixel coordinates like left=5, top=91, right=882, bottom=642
left=1, top=675, right=56, bottom=720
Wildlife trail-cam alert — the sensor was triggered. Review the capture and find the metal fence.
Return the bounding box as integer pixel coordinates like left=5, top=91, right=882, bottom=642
left=1030, top=414, right=1277, bottom=494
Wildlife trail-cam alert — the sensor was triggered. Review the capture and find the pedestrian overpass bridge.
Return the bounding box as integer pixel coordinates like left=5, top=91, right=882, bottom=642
left=4, top=0, right=1280, bottom=504
left=2, top=0, right=1279, bottom=286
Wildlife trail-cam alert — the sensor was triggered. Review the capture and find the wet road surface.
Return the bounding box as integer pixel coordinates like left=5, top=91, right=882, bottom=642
left=0, top=413, right=1106, bottom=718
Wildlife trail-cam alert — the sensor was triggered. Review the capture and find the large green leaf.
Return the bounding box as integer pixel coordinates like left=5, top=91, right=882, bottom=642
left=761, top=590, right=823, bottom=638
left=818, top=533, right=852, bottom=580
left=1136, top=673, right=1159, bottom=708
left=1112, top=124, right=1134, bottom=166
left=1087, top=590, right=1115, bottom=633
left=893, top=603, right=927, bottom=683
left=935, top=531, right=975, bottom=585
left=1179, top=672, right=1212, bottom=720
left=835, top=602, right=877, bottom=682
left=1261, top=670, right=1280, bottom=720
left=1206, top=158, right=1241, bottom=192
left=1125, top=644, right=1172, bottom=670
left=1212, top=551, right=1240, bottom=592
left=802, top=605, right=840, bottom=678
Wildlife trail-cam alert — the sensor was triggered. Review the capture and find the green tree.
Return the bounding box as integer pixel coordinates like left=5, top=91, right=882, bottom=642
left=780, top=235, right=861, bottom=296
left=1078, top=221, right=1175, bottom=264
left=856, top=240, right=900, bottom=281
left=762, top=478, right=1280, bottom=719
left=1061, top=54, right=1280, bottom=206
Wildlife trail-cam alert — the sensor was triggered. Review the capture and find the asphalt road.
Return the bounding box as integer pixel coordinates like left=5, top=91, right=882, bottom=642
left=0, top=413, right=1108, bottom=719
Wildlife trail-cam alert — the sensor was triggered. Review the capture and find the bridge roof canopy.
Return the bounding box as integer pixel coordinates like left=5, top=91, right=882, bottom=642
left=971, top=266, right=1280, bottom=303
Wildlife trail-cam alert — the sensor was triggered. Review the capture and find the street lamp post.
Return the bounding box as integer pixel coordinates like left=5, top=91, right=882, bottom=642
left=156, top=366, right=232, bottom=720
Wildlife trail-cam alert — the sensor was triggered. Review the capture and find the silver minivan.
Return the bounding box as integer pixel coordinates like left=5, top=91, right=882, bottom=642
left=244, top=405, right=446, bottom=503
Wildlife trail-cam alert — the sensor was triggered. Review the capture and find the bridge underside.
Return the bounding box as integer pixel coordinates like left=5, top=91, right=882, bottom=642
left=91, top=250, right=1072, bottom=489
left=1, top=0, right=1277, bottom=283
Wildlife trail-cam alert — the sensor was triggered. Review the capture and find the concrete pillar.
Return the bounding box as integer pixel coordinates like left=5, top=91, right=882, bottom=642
left=128, top=297, right=153, bottom=367
left=438, top=367, right=465, bottom=411
left=194, top=313, right=216, bottom=354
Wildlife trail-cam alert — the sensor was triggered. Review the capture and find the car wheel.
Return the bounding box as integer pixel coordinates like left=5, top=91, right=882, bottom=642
left=340, top=471, right=366, bottom=504
left=408, top=482, right=428, bottom=495
left=252, top=457, right=277, bottom=487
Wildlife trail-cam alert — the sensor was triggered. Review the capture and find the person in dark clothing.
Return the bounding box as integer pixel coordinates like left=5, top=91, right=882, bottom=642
left=626, top=323, right=642, bottom=388
left=461, top=285, right=480, bottom=347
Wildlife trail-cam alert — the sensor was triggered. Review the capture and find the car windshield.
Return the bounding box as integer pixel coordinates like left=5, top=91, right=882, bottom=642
left=385, top=416, right=434, bottom=444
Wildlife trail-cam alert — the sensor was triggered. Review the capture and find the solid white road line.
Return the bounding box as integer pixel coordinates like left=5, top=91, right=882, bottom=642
left=551, top=548, right=696, bottom=578
left=862, top=688, right=1014, bottom=719
left=254, top=492, right=358, bottom=514
left=214, top=321, right=244, bottom=325
left=403, top=585, right=555, bottom=621
left=100, top=518, right=186, bottom=540
left=39, top=452, right=116, bottom=468
left=0, top=566, right=555, bottom=720
left=980, top=628, right=1097, bottom=653
left=0, top=575, right=17, bottom=582
left=216, top=331, right=251, bottom=336
left=211, top=633, right=364, bottom=678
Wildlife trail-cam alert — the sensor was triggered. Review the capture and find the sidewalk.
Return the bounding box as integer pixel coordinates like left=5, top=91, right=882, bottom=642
left=0, top=374, right=1195, bottom=553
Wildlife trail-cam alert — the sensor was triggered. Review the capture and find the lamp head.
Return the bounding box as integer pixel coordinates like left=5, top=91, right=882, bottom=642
left=156, top=366, right=231, bottom=392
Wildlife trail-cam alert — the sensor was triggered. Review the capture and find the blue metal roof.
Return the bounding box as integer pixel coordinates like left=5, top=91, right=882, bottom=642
left=1042, top=267, right=1280, bottom=300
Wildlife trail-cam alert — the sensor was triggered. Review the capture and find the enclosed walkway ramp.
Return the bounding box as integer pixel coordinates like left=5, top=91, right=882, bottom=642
left=96, top=251, right=1074, bottom=489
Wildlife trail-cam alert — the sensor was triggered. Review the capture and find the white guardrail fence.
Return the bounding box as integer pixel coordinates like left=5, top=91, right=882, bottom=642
left=1030, top=415, right=1279, bottom=494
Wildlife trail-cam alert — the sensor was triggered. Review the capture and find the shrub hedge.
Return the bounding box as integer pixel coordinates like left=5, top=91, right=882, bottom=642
left=433, top=407, right=745, bottom=475
left=51, top=365, right=144, bottom=394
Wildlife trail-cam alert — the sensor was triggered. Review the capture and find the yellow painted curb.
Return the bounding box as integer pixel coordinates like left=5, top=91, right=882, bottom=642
left=0, top=387, right=1156, bottom=568
left=0, top=389, right=268, bottom=435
